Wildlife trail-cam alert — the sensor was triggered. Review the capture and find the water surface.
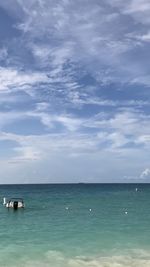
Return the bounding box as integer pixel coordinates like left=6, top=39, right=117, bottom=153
left=0, top=183, right=150, bottom=266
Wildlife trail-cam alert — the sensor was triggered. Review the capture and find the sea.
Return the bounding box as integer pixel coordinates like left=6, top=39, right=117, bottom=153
left=0, top=183, right=150, bottom=267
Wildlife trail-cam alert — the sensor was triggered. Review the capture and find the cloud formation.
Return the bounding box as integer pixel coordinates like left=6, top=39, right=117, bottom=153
left=0, top=0, right=150, bottom=182
left=140, top=168, right=150, bottom=179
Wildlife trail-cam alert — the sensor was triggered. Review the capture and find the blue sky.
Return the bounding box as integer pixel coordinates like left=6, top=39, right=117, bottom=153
left=0, top=0, right=150, bottom=183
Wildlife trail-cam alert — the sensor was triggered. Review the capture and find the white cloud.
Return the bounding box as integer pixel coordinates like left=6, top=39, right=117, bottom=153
left=140, top=168, right=150, bottom=178
left=135, top=32, right=150, bottom=42
left=137, top=135, right=150, bottom=144
left=0, top=0, right=149, bottom=89
left=0, top=67, right=49, bottom=92
left=108, top=0, right=150, bottom=24
left=35, top=102, right=49, bottom=111
left=0, top=123, right=149, bottom=182
left=126, top=167, right=150, bottom=181
left=0, top=1, right=150, bottom=182
left=2, top=0, right=141, bottom=85
left=13, top=146, right=41, bottom=162
left=106, top=132, right=129, bottom=148
left=124, top=0, right=150, bottom=24
left=0, top=107, right=149, bottom=153
left=0, top=131, right=100, bottom=162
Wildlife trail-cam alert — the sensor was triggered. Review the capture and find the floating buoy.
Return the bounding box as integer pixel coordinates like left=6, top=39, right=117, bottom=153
left=125, top=211, right=128, bottom=215
left=135, top=188, right=138, bottom=192
left=65, top=207, right=69, bottom=210
left=89, top=208, right=92, bottom=212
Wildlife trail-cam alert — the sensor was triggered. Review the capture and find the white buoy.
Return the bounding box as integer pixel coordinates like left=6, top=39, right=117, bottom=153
left=3, top=197, right=6, bottom=205
left=65, top=207, right=69, bottom=210
left=89, top=208, right=92, bottom=212
left=125, top=211, right=128, bottom=215
left=135, top=188, right=138, bottom=192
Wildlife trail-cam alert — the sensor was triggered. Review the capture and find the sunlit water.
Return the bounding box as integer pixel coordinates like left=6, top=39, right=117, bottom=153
left=0, top=183, right=150, bottom=266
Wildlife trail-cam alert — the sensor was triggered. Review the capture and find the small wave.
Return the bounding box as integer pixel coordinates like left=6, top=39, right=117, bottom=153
left=6, top=249, right=150, bottom=267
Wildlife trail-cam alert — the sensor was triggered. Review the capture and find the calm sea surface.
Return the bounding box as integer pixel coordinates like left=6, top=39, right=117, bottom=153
left=0, top=183, right=150, bottom=266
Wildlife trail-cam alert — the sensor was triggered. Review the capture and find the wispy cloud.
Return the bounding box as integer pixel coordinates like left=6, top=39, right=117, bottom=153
left=0, top=67, right=49, bottom=92
left=1, top=0, right=147, bottom=86
left=0, top=0, right=150, bottom=98
left=0, top=1, right=150, bottom=182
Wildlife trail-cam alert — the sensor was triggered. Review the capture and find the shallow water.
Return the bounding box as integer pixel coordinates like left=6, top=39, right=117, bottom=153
left=0, top=184, right=150, bottom=266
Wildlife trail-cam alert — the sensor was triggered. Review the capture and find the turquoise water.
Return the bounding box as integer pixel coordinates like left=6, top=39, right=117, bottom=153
left=0, top=184, right=150, bottom=266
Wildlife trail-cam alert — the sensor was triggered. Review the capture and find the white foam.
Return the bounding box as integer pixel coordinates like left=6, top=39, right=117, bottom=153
left=6, top=249, right=150, bottom=267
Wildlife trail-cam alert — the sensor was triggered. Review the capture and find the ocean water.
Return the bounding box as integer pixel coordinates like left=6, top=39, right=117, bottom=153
left=0, top=184, right=150, bottom=266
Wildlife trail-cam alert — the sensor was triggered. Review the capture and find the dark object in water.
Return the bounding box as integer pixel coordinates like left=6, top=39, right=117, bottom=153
left=13, top=201, right=18, bottom=210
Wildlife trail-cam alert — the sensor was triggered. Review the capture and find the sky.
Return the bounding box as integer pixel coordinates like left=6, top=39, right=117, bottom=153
left=0, top=0, right=150, bottom=183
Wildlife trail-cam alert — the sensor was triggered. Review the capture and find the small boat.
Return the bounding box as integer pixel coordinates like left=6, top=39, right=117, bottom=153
left=3, top=198, right=25, bottom=209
